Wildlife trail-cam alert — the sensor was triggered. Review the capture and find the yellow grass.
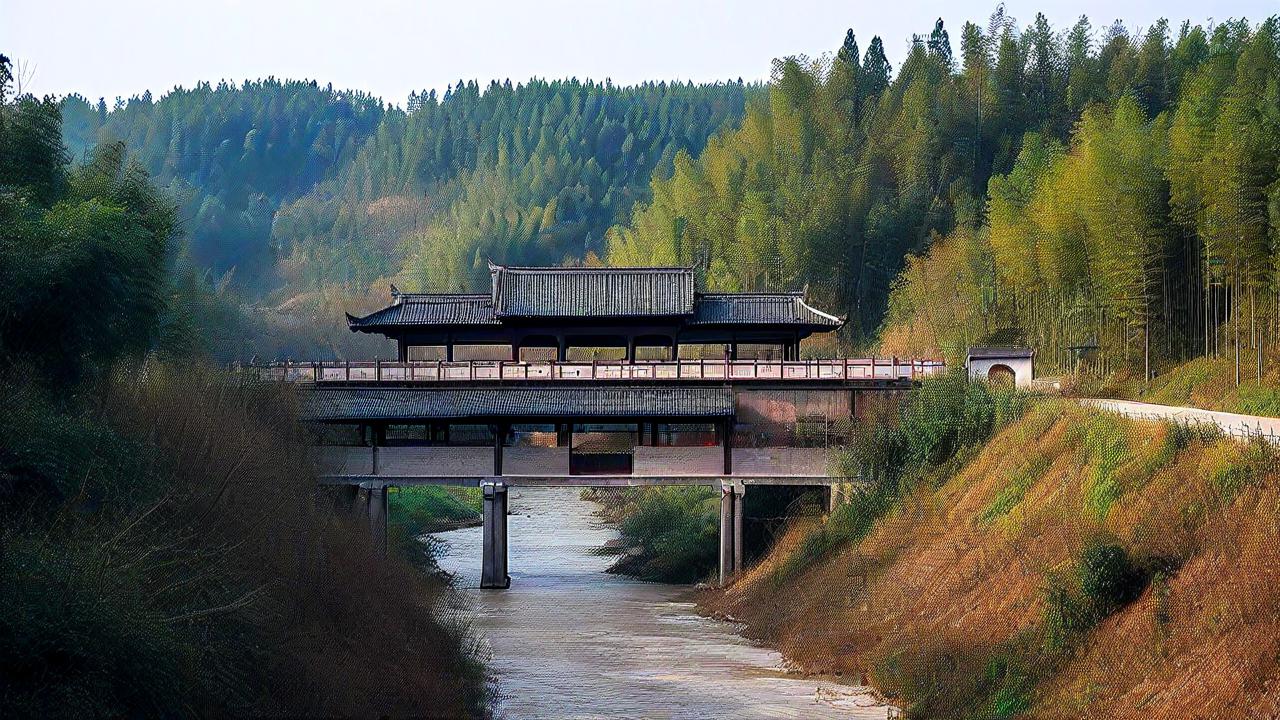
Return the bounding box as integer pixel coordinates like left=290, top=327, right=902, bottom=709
left=705, top=399, right=1280, bottom=718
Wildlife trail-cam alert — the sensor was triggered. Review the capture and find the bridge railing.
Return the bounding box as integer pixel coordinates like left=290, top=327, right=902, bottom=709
left=245, top=357, right=946, bottom=384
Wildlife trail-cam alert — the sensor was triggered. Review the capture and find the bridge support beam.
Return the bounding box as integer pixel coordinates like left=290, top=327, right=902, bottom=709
left=718, top=481, right=745, bottom=586
left=481, top=481, right=510, bottom=589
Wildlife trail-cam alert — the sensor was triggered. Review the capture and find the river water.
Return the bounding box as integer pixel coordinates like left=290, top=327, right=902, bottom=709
left=431, top=487, right=890, bottom=720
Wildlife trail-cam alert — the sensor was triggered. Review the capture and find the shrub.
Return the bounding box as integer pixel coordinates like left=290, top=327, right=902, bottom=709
left=611, top=486, right=720, bottom=583
left=1043, top=540, right=1144, bottom=651
left=1077, top=541, right=1140, bottom=617
left=1211, top=438, right=1276, bottom=501
left=391, top=486, right=482, bottom=535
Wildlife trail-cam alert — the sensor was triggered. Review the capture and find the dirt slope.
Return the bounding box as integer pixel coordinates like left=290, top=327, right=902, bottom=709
left=706, top=401, right=1280, bottom=718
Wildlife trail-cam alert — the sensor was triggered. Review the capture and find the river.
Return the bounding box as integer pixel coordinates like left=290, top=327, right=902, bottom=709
left=431, top=487, right=891, bottom=719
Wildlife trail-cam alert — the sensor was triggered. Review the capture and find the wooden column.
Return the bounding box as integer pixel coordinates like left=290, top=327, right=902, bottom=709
left=721, top=418, right=733, bottom=475
left=371, top=423, right=385, bottom=475
left=481, top=481, right=510, bottom=589
left=626, top=337, right=637, bottom=363
left=557, top=337, right=568, bottom=362
left=493, top=423, right=507, bottom=476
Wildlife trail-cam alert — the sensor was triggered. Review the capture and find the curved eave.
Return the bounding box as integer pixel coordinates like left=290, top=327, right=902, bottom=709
left=796, top=298, right=845, bottom=329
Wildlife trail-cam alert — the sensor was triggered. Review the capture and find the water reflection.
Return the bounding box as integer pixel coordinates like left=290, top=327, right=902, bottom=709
left=432, top=487, right=889, bottom=719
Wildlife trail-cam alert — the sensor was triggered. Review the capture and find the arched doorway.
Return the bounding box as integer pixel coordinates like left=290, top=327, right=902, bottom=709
left=987, top=364, right=1016, bottom=386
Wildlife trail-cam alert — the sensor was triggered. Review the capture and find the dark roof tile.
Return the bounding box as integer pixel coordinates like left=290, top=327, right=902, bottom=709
left=490, top=263, right=695, bottom=317
left=348, top=294, right=499, bottom=328
left=967, top=346, right=1035, bottom=359
left=691, top=293, right=843, bottom=327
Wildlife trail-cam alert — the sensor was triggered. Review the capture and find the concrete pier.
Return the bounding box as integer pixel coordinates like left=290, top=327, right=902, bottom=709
left=481, top=481, right=510, bottom=589
left=351, top=484, right=387, bottom=556
left=719, top=483, right=734, bottom=585
left=718, top=481, right=746, bottom=586
left=732, top=482, right=745, bottom=576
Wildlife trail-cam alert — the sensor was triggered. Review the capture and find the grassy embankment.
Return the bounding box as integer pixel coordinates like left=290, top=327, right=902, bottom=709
left=0, top=364, right=488, bottom=718
left=388, top=485, right=483, bottom=567
left=706, top=391, right=1280, bottom=719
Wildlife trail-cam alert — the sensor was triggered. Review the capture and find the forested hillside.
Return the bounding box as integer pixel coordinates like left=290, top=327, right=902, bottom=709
left=876, top=16, right=1280, bottom=380
left=277, top=78, right=755, bottom=292
left=606, top=12, right=1278, bottom=355
left=63, top=78, right=754, bottom=300
left=61, top=80, right=386, bottom=289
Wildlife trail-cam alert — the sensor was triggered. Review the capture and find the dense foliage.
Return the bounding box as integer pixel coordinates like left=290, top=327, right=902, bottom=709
left=277, top=78, right=754, bottom=292
left=63, top=77, right=753, bottom=299
left=881, top=17, right=1280, bottom=380
left=61, top=80, right=386, bottom=289
left=2, top=82, right=175, bottom=380
left=1, top=57, right=486, bottom=717
left=606, top=11, right=1199, bottom=342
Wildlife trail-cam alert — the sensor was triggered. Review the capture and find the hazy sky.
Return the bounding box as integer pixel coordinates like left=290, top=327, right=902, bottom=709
left=3, top=0, right=1273, bottom=106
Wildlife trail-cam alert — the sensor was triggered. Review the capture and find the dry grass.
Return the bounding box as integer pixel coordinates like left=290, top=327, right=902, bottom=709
left=706, top=399, right=1280, bottom=718
left=0, top=362, right=486, bottom=717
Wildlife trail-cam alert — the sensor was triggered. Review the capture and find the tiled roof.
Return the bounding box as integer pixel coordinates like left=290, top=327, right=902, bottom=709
left=304, top=386, right=734, bottom=421
left=490, top=263, right=695, bottom=317
left=691, top=293, right=843, bottom=327
left=347, top=294, right=499, bottom=328
left=967, top=346, right=1035, bottom=359
left=346, top=266, right=843, bottom=332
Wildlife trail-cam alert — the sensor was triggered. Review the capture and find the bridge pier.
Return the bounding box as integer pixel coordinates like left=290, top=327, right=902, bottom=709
left=351, top=484, right=388, bottom=556
left=718, top=481, right=746, bottom=586
left=481, top=481, right=510, bottom=589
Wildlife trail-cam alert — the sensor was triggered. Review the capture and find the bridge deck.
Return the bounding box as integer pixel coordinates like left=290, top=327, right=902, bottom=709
left=252, top=357, right=944, bottom=385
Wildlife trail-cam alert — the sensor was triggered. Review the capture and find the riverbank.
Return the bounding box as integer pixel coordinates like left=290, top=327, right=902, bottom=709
left=0, top=366, right=489, bottom=718
left=698, top=399, right=1280, bottom=718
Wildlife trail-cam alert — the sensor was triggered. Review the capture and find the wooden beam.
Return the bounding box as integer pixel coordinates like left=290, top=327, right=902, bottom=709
left=493, top=423, right=507, bottom=475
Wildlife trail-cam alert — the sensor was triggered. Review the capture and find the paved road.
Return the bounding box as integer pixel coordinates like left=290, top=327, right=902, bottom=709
left=1081, top=398, right=1280, bottom=442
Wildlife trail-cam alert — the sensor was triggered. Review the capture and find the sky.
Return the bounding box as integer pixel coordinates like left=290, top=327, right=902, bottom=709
left=3, top=0, right=1274, bottom=106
